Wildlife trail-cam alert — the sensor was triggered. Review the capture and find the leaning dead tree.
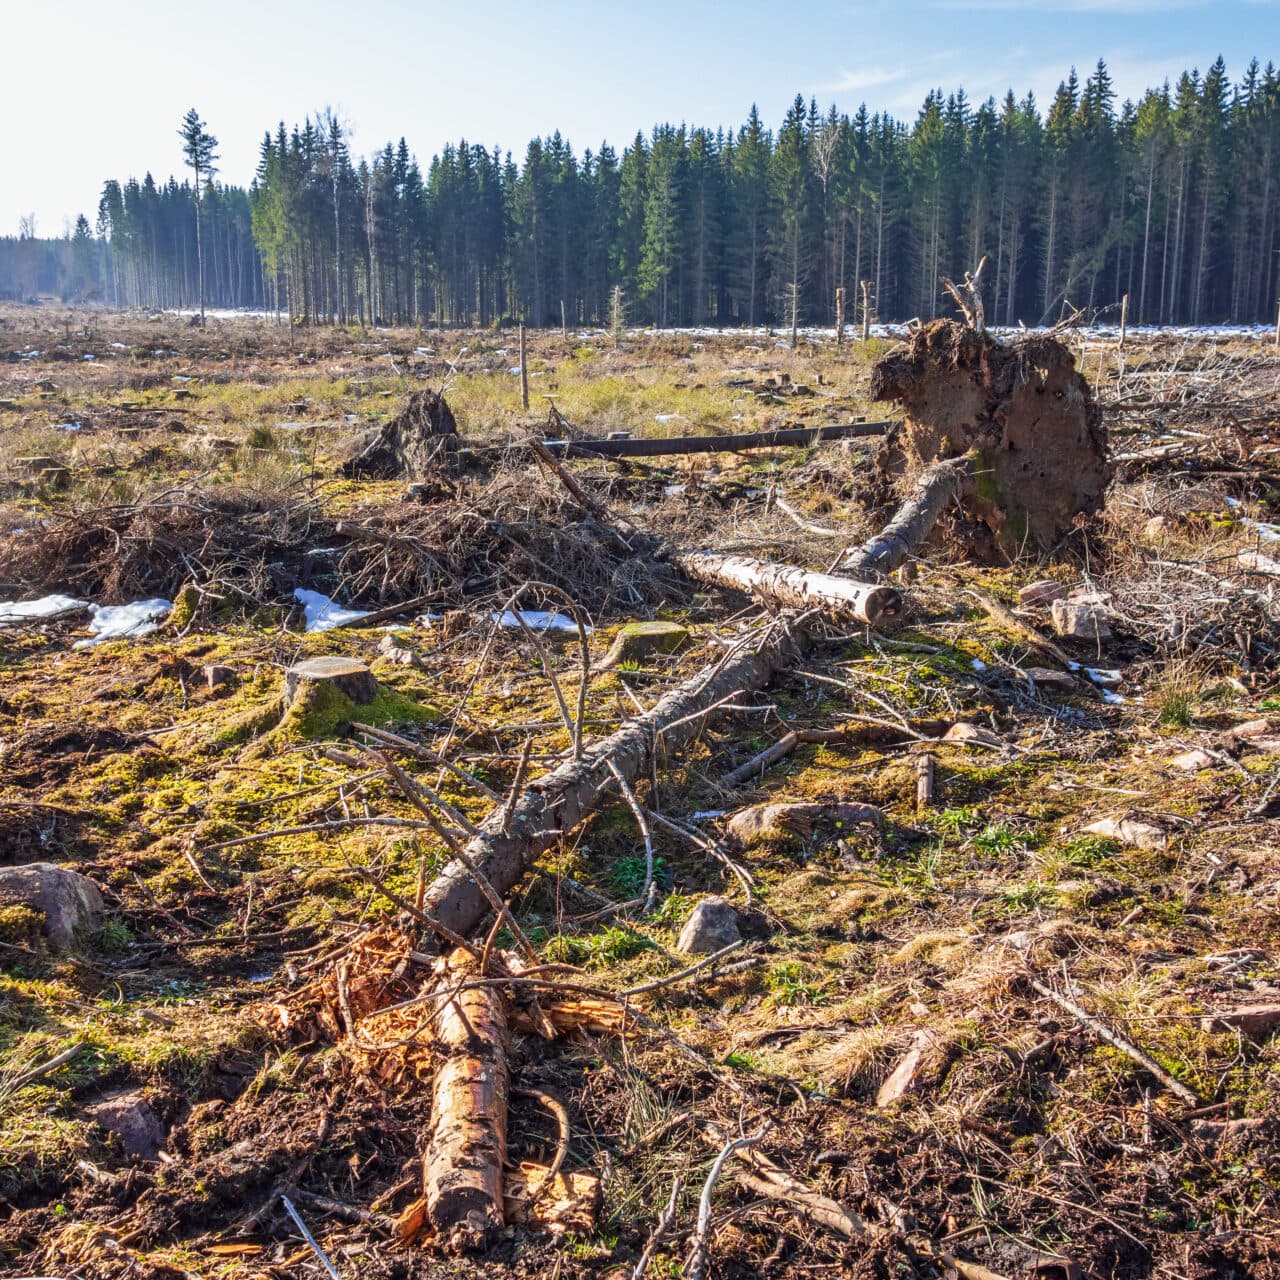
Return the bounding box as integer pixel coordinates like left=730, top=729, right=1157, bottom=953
left=418, top=455, right=969, bottom=942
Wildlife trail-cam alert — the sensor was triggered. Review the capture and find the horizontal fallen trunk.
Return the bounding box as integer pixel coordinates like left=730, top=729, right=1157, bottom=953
left=420, top=457, right=967, bottom=942
left=477, top=420, right=892, bottom=460
left=423, top=948, right=510, bottom=1252
left=671, top=551, right=901, bottom=624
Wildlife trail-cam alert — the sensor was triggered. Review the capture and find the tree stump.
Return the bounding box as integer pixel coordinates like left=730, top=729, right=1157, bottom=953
left=870, top=320, right=1109, bottom=556
left=284, top=656, right=378, bottom=707
left=343, top=389, right=459, bottom=479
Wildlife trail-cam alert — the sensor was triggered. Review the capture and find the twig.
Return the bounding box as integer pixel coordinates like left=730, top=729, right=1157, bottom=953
left=514, top=1087, right=572, bottom=1195
left=606, top=759, right=657, bottom=912
left=281, top=1193, right=341, bottom=1280
left=204, top=816, right=436, bottom=852
left=686, top=1122, right=771, bottom=1280
left=503, top=735, right=534, bottom=832
left=1028, top=977, right=1200, bottom=1105
left=2, top=1040, right=85, bottom=1099
left=621, top=941, right=747, bottom=996
left=632, top=1175, right=682, bottom=1280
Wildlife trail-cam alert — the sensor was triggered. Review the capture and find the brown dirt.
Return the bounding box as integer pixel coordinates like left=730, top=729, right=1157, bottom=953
left=870, top=320, right=1110, bottom=555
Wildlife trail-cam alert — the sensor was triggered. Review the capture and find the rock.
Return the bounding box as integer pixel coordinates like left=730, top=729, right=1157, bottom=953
left=942, top=722, right=1003, bottom=749
left=1143, top=515, right=1169, bottom=542
left=1200, top=1004, right=1280, bottom=1038
left=676, top=896, right=741, bottom=954
left=1171, top=748, right=1216, bottom=772
left=378, top=633, right=420, bottom=666
left=0, top=863, right=104, bottom=948
left=1019, top=580, right=1068, bottom=606
left=85, top=1090, right=166, bottom=1159
left=876, top=1029, right=945, bottom=1107
left=1051, top=598, right=1112, bottom=640
left=203, top=663, right=235, bottom=690
left=599, top=621, right=691, bottom=670
left=1026, top=667, right=1075, bottom=689
left=1232, top=718, right=1280, bottom=754
left=284, top=656, right=378, bottom=706
left=725, top=802, right=883, bottom=848
left=1082, top=816, right=1167, bottom=852
left=1189, top=1116, right=1268, bottom=1140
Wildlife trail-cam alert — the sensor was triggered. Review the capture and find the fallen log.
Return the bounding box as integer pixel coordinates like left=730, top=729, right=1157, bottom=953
left=671, top=551, right=900, bottom=624
left=419, top=456, right=968, bottom=942
left=479, top=420, right=892, bottom=459
left=423, top=947, right=510, bottom=1251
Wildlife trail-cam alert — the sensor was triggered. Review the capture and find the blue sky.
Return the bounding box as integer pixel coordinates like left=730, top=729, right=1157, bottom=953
left=2, top=0, right=1276, bottom=235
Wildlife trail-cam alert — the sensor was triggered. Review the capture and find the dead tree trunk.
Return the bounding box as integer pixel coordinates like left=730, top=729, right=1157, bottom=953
left=671, top=552, right=900, bottom=624
left=424, top=947, right=509, bottom=1252
left=419, top=457, right=966, bottom=942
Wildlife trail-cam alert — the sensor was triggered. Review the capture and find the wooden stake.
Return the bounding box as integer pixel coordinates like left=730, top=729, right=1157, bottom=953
left=835, top=286, right=845, bottom=347
left=519, top=322, right=529, bottom=411
left=915, top=753, right=935, bottom=811
left=860, top=280, right=872, bottom=342
left=560, top=298, right=567, bottom=340
left=1119, top=292, right=1129, bottom=349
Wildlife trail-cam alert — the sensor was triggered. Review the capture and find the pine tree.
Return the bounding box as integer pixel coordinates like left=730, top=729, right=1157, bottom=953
left=178, top=108, right=219, bottom=326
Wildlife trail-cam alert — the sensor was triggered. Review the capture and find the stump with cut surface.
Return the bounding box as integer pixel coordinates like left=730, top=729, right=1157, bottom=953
left=284, top=656, right=379, bottom=707
left=344, top=389, right=459, bottom=479
left=870, top=320, right=1109, bottom=556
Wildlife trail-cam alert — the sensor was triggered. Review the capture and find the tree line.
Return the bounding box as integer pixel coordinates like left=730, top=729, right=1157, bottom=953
left=5, top=56, right=1279, bottom=328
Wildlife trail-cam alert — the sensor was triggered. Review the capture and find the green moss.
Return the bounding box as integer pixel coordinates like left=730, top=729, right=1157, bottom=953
left=0, top=906, right=44, bottom=947
left=279, top=681, right=438, bottom=742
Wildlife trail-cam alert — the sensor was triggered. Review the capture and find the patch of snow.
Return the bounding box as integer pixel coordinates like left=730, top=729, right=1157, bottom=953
left=1102, top=689, right=1126, bottom=705
left=83, top=353, right=95, bottom=361
left=493, top=609, right=589, bottom=634
left=664, top=484, right=687, bottom=498
left=0, top=594, right=88, bottom=624
left=20, top=350, right=41, bottom=359
left=414, top=346, right=435, bottom=356
left=171, top=375, right=193, bottom=383
left=293, top=588, right=370, bottom=632
left=508, top=366, right=522, bottom=376
left=1242, top=518, right=1280, bottom=542
left=55, top=421, right=82, bottom=432
left=1084, top=667, right=1122, bottom=686
left=971, top=658, right=988, bottom=672
left=75, top=599, right=172, bottom=647
left=654, top=413, right=682, bottom=424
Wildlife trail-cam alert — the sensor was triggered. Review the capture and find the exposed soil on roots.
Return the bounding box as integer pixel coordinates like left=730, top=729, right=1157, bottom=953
left=344, top=389, right=459, bottom=479
left=871, top=319, right=1110, bottom=555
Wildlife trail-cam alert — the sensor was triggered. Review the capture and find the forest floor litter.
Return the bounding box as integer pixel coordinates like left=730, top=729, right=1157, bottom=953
left=1, top=305, right=1280, bottom=1278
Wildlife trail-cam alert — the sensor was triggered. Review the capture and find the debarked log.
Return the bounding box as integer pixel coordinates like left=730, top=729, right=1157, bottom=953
left=423, top=947, right=510, bottom=1252
left=671, top=551, right=900, bottom=624
left=418, top=456, right=968, bottom=944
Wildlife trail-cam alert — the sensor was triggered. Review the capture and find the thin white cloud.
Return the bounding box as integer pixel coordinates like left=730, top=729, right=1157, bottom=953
left=813, top=66, right=911, bottom=95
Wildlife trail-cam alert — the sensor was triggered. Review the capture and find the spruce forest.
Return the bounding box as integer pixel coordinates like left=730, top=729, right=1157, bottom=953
left=4, top=56, right=1280, bottom=328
